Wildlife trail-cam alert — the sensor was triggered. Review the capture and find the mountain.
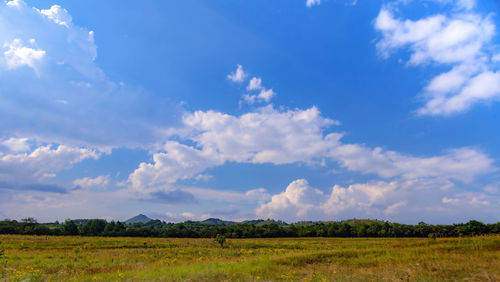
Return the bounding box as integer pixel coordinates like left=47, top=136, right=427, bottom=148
left=125, top=214, right=152, bottom=224
left=200, top=218, right=236, bottom=225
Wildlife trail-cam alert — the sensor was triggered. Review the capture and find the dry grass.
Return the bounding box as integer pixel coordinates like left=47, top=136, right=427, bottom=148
left=0, top=235, right=499, bottom=281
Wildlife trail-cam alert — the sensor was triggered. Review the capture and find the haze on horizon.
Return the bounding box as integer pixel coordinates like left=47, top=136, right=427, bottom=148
left=1, top=0, right=500, bottom=224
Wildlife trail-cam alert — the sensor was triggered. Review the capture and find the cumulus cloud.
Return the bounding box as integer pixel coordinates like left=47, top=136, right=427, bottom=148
left=420, top=70, right=500, bottom=115
left=128, top=141, right=224, bottom=188
left=247, top=77, right=262, bottom=91
left=227, top=64, right=247, bottom=82
left=128, top=105, right=340, bottom=188
left=242, top=77, right=276, bottom=104
left=73, top=175, right=110, bottom=189
left=0, top=141, right=100, bottom=185
left=375, top=9, right=493, bottom=65
left=256, top=179, right=325, bottom=220
left=37, top=5, right=72, bottom=27
left=128, top=105, right=494, bottom=189
left=256, top=177, right=498, bottom=223
left=0, top=0, right=101, bottom=79
left=374, top=2, right=500, bottom=115
left=2, top=38, right=45, bottom=71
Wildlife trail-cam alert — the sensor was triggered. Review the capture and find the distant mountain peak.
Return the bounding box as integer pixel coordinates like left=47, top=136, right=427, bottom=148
left=125, top=214, right=152, bottom=224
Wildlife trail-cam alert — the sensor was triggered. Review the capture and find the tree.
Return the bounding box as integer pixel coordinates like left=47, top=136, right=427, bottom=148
left=80, top=219, right=107, bottom=236
left=214, top=234, right=226, bottom=248
left=63, top=220, right=79, bottom=235
left=21, top=218, right=38, bottom=234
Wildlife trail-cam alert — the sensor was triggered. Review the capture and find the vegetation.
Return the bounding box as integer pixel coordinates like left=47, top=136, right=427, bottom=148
left=0, top=218, right=499, bottom=238
left=214, top=234, right=226, bottom=248
left=0, top=234, right=498, bottom=280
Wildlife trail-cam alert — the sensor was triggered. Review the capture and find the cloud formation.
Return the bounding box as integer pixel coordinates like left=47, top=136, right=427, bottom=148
left=2, top=39, right=45, bottom=72
left=227, top=64, right=247, bottom=83
left=129, top=104, right=494, bottom=189
left=0, top=0, right=180, bottom=150
left=256, top=177, right=498, bottom=223
left=375, top=1, right=500, bottom=115
left=0, top=140, right=99, bottom=185
left=242, top=77, right=276, bottom=104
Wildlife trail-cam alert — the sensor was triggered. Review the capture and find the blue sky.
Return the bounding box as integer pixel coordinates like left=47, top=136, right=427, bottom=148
left=1, top=0, right=500, bottom=224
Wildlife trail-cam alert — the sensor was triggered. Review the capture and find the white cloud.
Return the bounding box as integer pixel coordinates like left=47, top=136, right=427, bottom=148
left=0, top=0, right=180, bottom=149
left=0, top=1, right=100, bottom=78
left=374, top=3, right=500, bottom=115
left=129, top=106, right=339, bottom=188
left=1, top=137, right=30, bottom=152
left=37, top=5, right=72, bottom=27
left=330, top=145, right=495, bottom=183
left=0, top=141, right=100, bottom=184
left=256, top=179, right=325, bottom=221
left=128, top=141, right=224, bottom=188
left=129, top=105, right=494, bottom=189
left=420, top=71, right=500, bottom=115
left=2, top=38, right=45, bottom=71
left=375, top=9, right=493, bottom=65
left=242, top=77, right=276, bottom=104
left=256, top=177, right=500, bottom=222
left=5, top=0, right=24, bottom=8
left=306, top=0, right=321, bottom=8
left=243, top=89, right=276, bottom=104
left=227, top=64, right=247, bottom=82
left=247, top=77, right=263, bottom=91
left=73, top=175, right=110, bottom=189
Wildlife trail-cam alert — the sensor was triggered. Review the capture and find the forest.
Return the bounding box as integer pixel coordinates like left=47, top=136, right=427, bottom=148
left=0, top=218, right=499, bottom=238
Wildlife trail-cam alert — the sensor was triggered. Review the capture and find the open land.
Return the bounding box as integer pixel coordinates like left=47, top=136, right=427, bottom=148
left=0, top=235, right=499, bottom=281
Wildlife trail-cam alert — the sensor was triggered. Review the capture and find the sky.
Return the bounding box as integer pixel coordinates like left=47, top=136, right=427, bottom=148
left=1, top=0, right=500, bottom=224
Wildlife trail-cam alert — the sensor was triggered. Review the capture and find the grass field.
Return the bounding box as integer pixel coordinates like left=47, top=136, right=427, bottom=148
left=0, top=235, right=499, bottom=281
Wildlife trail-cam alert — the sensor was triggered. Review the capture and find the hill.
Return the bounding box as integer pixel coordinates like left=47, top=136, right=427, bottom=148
left=125, top=214, right=152, bottom=224
left=200, top=218, right=237, bottom=225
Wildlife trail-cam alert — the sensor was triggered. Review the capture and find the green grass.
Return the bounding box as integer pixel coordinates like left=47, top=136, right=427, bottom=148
left=0, top=235, right=499, bottom=281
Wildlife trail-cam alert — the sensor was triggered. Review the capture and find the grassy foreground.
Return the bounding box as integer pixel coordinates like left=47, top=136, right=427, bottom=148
left=0, top=235, right=499, bottom=281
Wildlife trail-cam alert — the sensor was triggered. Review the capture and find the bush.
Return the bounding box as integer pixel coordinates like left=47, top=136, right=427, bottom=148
left=214, top=234, right=226, bottom=248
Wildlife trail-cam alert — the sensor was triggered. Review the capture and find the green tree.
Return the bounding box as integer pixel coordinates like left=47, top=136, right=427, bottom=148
left=214, top=234, right=226, bottom=248
left=80, top=219, right=107, bottom=236
left=21, top=217, right=38, bottom=234
left=63, top=220, right=79, bottom=235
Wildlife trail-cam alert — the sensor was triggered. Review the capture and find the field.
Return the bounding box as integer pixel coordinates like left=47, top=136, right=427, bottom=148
left=0, top=235, right=499, bottom=281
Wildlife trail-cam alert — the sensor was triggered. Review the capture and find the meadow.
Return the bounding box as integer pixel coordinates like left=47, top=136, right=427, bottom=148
left=0, top=234, right=499, bottom=281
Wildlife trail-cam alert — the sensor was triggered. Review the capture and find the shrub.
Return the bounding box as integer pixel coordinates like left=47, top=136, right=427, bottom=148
left=214, top=234, right=226, bottom=248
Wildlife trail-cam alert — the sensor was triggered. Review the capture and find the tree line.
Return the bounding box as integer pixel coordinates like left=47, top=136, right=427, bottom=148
left=0, top=218, right=499, bottom=238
